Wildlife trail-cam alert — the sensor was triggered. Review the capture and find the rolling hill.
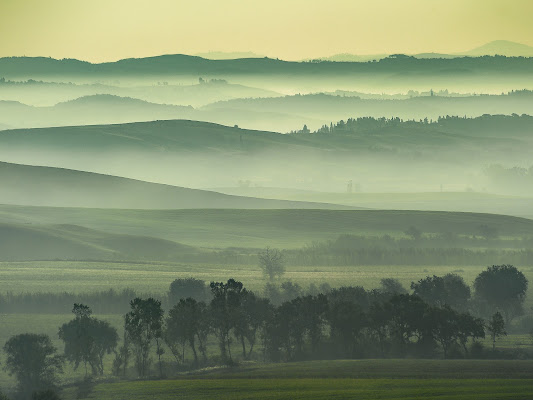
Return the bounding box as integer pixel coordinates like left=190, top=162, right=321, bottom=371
left=0, top=95, right=195, bottom=129
left=0, top=78, right=281, bottom=108
left=0, top=161, right=352, bottom=210
left=1, top=205, right=532, bottom=248
left=0, top=222, right=194, bottom=261
left=0, top=116, right=532, bottom=194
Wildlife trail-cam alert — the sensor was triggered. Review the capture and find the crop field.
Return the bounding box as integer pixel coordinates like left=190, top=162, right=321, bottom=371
left=57, top=360, right=533, bottom=400
left=60, top=378, right=533, bottom=400
left=1, top=261, right=533, bottom=306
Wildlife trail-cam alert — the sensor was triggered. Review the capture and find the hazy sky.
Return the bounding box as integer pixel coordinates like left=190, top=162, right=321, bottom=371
left=1, top=0, right=532, bottom=62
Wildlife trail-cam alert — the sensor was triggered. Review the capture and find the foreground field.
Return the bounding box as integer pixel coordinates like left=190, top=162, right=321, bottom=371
left=58, top=360, right=533, bottom=400
left=62, top=378, right=533, bottom=400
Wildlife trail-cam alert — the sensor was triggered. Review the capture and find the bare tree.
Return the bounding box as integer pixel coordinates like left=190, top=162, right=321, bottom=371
left=258, top=247, right=285, bottom=280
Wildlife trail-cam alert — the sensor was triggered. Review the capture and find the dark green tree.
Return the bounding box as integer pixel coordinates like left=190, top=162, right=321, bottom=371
left=124, top=298, right=164, bottom=377
left=165, top=298, right=209, bottom=366
left=487, top=311, right=507, bottom=351
left=168, top=278, right=209, bottom=306
left=456, top=313, right=485, bottom=355
left=411, top=274, right=470, bottom=311
left=380, top=278, right=407, bottom=295
left=3, top=334, right=63, bottom=398
left=58, top=303, right=118, bottom=376
left=233, top=291, right=271, bottom=359
left=327, top=300, right=366, bottom=357
left=474, top=265, right=528, bottom=324
left=209, top=279, right=246, bottom=363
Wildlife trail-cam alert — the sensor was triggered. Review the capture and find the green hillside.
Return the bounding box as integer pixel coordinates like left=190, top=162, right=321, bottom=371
left=1, top=114, right=532, bottom=154
left=0, top=162, right=350, bottom=210
left=0, top=222, right=193, bottom=261
left=212, top=189, right=533, bottom=218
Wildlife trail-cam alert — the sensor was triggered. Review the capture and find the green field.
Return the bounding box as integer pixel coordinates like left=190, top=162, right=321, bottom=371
left=2, top=262, right=533, bottom=304
left=57, top=360, right=533, bottom=400
left=1, top=205, right=533, bottom=249
left=60, top=378, right=533, bottom=400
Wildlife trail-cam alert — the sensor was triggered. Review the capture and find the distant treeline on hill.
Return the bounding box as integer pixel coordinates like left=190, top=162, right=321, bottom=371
left=291, top=113, right=533, bottom=135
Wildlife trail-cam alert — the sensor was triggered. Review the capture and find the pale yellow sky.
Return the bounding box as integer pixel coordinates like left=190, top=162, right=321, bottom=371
left=1, top=0, right=532, bottom=62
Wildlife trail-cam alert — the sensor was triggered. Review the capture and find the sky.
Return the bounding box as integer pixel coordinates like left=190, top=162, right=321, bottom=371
left=1, top=0, right=532, bottom=62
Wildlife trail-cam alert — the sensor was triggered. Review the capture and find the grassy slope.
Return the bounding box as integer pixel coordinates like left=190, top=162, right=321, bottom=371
left=1, top=115, right=531, bottom=154
left=0, top=161, right=350, bottom=210
left=211, top=188, right=533, bottom=218
left=1, top=205, right=533, bottom=248
left=0, top=222, right=194, bottom=261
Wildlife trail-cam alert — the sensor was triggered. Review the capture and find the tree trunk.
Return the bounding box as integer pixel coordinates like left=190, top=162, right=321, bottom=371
left=241, top=335, right=247, bottom=358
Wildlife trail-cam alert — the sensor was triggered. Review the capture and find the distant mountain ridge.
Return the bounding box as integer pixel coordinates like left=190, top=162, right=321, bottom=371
left=462, top=40, right=533, bottom=57
left=314, top=41, right=533, bottom=62
left=1, top=46, right=533, bottom=80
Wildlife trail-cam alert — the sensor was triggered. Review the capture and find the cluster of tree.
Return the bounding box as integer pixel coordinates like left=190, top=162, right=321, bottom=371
left=485, top=163, right=533, bottom=195
left=115, top=265, right=528, bottom=375
left=0, top=265, right=527, bottom=397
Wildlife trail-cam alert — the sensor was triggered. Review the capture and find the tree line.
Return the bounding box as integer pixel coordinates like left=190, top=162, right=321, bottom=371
left=1, top=265, right=528, bottom=399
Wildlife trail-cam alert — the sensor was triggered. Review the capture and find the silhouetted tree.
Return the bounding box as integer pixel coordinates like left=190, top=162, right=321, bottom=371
left=165, top=298, right=208, bottom=366
left=209, top=279, right=246, bottom=363
left=58, top=303, right=118, bottom=376
left=124, top=298, right=164, bottom=377
left=411, top=274, right=470, bottom=311
left=456, top=313, right=485, bottom=355
left=3, top=334, right=63, bottom=398
left=168, top=278, right=209, bottom=306
left=474, top=265, right=528, bottom=324
left=300, top=294, right=329, bottom=355
left=327, top=300, right=365, bottom=357
left=380, top=278, right=407, bottom=294
left=233, top=291, right=271, bottom=359
left=487, top=311, right=507, bottom=351
left=258, top=248, right=285, bottom=280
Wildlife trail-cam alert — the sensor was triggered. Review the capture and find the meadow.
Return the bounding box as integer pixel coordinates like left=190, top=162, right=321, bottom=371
left=60, top=378, right=533, bottom=400
left=56, top=360, right=533, bottom=400
left=3, top=261, right=533, bottom=299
